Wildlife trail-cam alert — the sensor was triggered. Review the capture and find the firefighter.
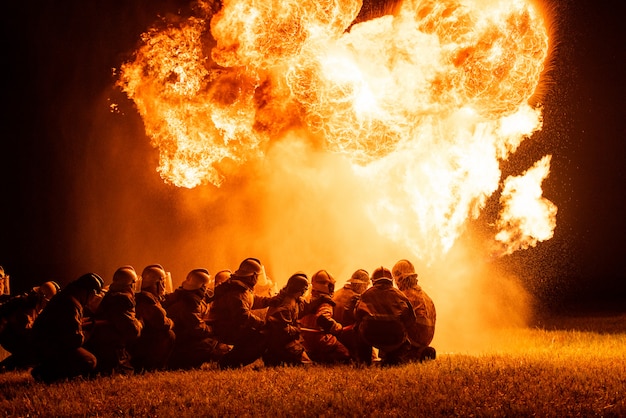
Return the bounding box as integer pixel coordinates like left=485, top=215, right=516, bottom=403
left=84, top=266, right=143, bottom=376
left=31, top=273, right=104, bottom=383
left=354, top=266, right=419, bottom=366
left=262, top=272, right=311, bottom=367
left=0, top=281, right=60, bottom=371
left=300, top=270, right=351, bottom=364
left=206, top=257, right=279, bottom=369
left=163, top=268, right=228, bottom=369
left=392, top=259, right=436, bottom=361
left=333, top=269, right=369, bottom=326
left=130, top=264, right=176, bottom=372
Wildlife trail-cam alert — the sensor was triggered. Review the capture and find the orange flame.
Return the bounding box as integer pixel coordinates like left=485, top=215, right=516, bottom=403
left=494, top=155, right=557, bottom=255
left=118, top=0, right=554, bottom=263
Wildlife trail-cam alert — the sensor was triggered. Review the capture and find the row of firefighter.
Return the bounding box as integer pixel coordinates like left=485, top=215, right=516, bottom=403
left=0, top=258, right=436, bottom=383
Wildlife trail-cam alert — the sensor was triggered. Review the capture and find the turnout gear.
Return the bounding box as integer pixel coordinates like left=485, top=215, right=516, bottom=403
left=85, top=273, right=143, bottom=376
left=354, top=276, right=418, bottom=365
left=391, top=259, right=436, bottom=350
left=131, top=265, right=174, bottom=371
left=263, top=274, right=310, bottom=366
left=300, top=294, right=350, bottom=364
left=207, top=258, right=277, bottom=369
left=332, top=269, right=368, bottom=327
left=163, top=284, right=226, bottom=370
left=30, top=274, right=101, bottom=383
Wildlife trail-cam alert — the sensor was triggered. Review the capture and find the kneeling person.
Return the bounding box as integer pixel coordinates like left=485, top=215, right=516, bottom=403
left=130, top=264, right=176, bottom=372
left=85, top=266, right=143, bottom=375
left=354, top=267, right=418, bottom=365
left=262, top=272, right=310, bottom=366
left=206, top=258, right=278, bottom=369
left=163, top=269, right=227, bottom=369
left=300, top=270, right=351, bottom=364
left=31, top=273, right=104, bottom=383
left=392, top=259, right=436, bottom=362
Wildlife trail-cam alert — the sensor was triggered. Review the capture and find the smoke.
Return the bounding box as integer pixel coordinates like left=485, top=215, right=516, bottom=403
left=68, top=92, right=533, bottom=353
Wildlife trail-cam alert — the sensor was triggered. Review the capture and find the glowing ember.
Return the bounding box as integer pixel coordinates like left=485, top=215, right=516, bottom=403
left=118, top=0, right=554, bottom=263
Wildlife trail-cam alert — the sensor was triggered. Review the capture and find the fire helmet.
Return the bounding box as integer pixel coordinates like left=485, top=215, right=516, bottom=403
left=392, top=259, right=418, bottom=282
left=111, top=266, right=138, bottom=292
left=233, top=258, right=263, bottom=277
left=285, top=272, right=309, bottom=295
left=35, top=281, right=61, bottom=301
left=232, top=258, right=264, bottom=288
left=141, top=264, right=166, bottom=289
left=182, top=268, right=211, bottom=291
left=214, top=269, right=232, bottom=287
left=348, top=269, right=370, bottom=284
left=311, top=270, right=336, bottom=295
left=74, top=273, right=104, bottom=293
left=371, top=266, right=393, bottom=283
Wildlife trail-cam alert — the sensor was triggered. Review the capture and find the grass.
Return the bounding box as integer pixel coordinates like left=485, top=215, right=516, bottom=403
left=1, top=314, right=625, bottom=417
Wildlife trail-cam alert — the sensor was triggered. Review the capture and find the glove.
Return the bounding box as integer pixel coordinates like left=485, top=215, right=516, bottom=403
left=316, top=316, right=333, bottom=333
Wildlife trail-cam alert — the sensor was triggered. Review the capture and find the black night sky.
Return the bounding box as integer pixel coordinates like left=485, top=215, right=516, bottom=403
left=1, top=0, right=624, bottom=311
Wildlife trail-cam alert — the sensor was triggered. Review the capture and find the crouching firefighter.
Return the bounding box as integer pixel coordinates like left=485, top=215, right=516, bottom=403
left=206, top=258, right=280, bottom=369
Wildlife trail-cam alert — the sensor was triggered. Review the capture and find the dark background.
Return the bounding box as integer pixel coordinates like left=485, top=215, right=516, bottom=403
left=1, top=0, right=624, bottom=311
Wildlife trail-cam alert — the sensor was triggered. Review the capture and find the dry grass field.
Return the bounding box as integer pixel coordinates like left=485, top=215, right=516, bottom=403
left=1, top=313, right=625, bottom=417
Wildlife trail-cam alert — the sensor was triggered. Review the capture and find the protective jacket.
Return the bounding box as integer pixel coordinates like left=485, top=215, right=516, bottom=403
left=30, top=288, right=99, bottom=382
left=265, top=290, right=304, bottom=344
left=354, top=280, right=417, bottom=352
left=163, top=287, right=212, bottom=343
left=263, top=289, right=307, bottom=366
left=300, top=294, right=349, bottom=363
left=32, top=292, right=86, bottom=354
left=89, top=290, right=142, bottom=348
left=332, top=284, right=360, bottom=326
left=207, top=279, right=274, bottom=345
left=135, top=291, right=174, bottom=336
left=131, top=291, right=175, bottom=371
left=162, top=287, right=223, bottom=369
left=85, top=289, right=142, bottom=374
left=401, top=285, right=436, bottom=347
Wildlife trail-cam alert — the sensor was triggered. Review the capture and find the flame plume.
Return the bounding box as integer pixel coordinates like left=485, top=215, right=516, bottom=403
left=494, top=155, right=557, bottom=256
left=118, top=0, right=554, bottom=264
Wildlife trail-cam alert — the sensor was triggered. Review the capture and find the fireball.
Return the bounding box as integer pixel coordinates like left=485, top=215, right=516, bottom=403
left=118, top=0, right=555, bottom=264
